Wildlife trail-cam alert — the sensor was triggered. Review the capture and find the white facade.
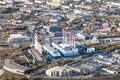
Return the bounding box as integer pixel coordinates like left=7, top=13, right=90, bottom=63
left=34, top=31, right=42, bottom=56
left=3, top=66, right=25, bottom=75
left=87, top=48, right=95, bottom=53
left=76, top=33, right=88, bottom=40
left=46, top=2, right=60, bottom=7
left=0, top=69, right=4, bottom=77
left=113, top=54, right=120, bottom=59
left=35, top=0, right=43, bottom=4
left=46, top=66, right=72, bottom=77
left=42, top=44, right=61, bottom=58
left=94, top=58, right=112, bottom=65
left=52, top=42, right=78, bottom=57
left=102, top=68, right=118, bottom=74
left=49, top=18, right=58, bottom=23
left=8, top=34, right=29, bottom=42
left=3, top=59, right=28, bottom=75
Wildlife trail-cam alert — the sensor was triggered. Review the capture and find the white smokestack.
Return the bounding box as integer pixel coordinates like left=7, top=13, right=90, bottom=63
left=34, top=31, right=42, bottom=56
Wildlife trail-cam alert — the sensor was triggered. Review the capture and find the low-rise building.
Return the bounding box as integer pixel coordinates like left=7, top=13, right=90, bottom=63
left=52, top=42, right=78, bottom=57
left=8, top=34, right=29, bottom=42
left=98, top=53, right=108, bottom=58
left=102, top=68, right=118, bottom=74
left=3, top=59, right=28, bottom=75
left=46, top=25, right=63, bottom=37
left=87, top=48, right=96, bottom=53
left=76, top=33, right=90, bottom=40
left=113, top=53, right=120, bottom=59
left=12, top=12, right=28, bottom=20
left=46, top=66, right=72, bottom=77
left=67, top=63, right=98, bottom=75
left=0, top=69, right=4, bottom=77
left=94, top=58, right=112, bottom=65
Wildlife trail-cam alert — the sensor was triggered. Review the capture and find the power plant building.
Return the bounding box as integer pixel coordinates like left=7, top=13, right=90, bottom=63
left=34, top=31, right=42, bottom=56
left=52, top=42, right=78, bottom=57
left=8, top=34, right=29, bottom=42
left=42, top=44, right=61, bottom=58
left=28, top=31, right=43, bottom=62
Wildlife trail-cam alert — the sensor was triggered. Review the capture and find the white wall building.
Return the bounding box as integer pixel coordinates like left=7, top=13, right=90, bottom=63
left=34, top=31, right=42, bottom=56
left=3, top=59, right=28, bottom=75
left=46, top=66, right=72, bottom=77
left=87, top=48, right=95, bottom=53
left=113, top=53, right=120, bottom=59
left=52, top=42, right=78, bottom=57
left=42, top=44, right=61, bottom=58
left=8, top=34, right=29, bottom=42
left=76, top=33, right=89, bottom=40
left=102, top=68, right=118, bottom=74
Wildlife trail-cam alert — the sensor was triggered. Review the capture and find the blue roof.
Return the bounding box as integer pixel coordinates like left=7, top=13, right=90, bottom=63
left=79, top=45, right=86, bottom=49
left=99, top=53, right=107, bottom=57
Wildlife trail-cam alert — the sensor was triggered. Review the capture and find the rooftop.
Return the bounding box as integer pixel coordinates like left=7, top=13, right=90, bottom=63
left=99, top=53, right=108, bottom=57
left=47, top=66, right=71, bottom=72
left=9, top=34, right=27, bottom=38
left=59, top=43, right=71, bottom=49
left=4, top=59, right=28, bottom=71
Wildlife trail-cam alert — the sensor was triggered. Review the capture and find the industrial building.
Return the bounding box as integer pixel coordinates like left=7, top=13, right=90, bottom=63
left=102, top=68, right=118, bottom=74
left=46, top=25, right=63, bottom=37
left=3, top=59, right=28, bottom=75
left=94, top=57, right=113, bottom=66
left=46, top=0, right=73, bottom=6
left=34, top=31, right=42, bottom=56
left=45, top=66, right=72, bottom=77
left=8, top=34, right=29, bottom=43
left=87, top=48, right=96, bottom=53
left=67, top=62, right=99, bottom=75
left=52, top=42, right=78, bottom=57
left=42, top=44, right=61, bottom=58
left=98, top=53, right=108, bottom=58
left=47, top=29, right=79, bottom=57
left=76, top=33, right=90, bottom=40
left=112, top=53, right=120, bottom=59
left=28, top=31, right=43, bottom=63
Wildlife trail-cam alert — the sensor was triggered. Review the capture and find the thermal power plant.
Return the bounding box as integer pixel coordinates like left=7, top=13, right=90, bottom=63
left=34, top=31, right=42, bottom=56
left=42, top=29, right=78, bottom=58
left=50, top=30, right=78, bottom=57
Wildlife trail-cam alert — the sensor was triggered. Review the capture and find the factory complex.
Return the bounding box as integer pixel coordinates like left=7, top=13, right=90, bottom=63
left=1, top=0, right=120, bottom=79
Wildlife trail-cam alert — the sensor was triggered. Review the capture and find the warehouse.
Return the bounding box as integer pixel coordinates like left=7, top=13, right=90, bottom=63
left=8, top=34, right=29, bottom=43
left=67, top=63, right=98, bottom=75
